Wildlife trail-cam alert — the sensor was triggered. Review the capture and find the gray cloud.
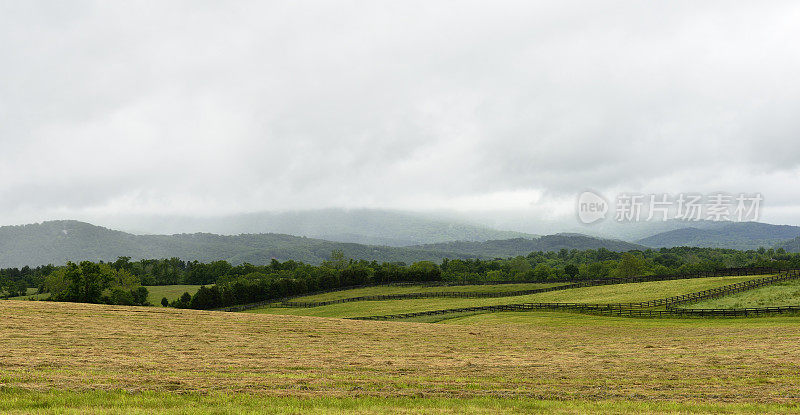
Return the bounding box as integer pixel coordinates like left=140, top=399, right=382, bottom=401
left=1, top=1, right=799, bottom=227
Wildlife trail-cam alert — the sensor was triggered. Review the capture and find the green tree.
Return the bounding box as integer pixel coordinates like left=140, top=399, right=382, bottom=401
left=409, top=261, right=441, bottom=281
left=108, top=267, right=140, bottom=290
left=564, top=264, right=579, bottom=279
left=44, top=267, right=69, bottom=297
left=507, top=257, right=531, bottom=276
left=58, top=261, right=108, bottom=303
left=132, top=286, right=149, bottom=305
left=109, top=288, right=135, bottom=305
left=112, top=256, right=132, bottom=271
left=189, top=285, right=222, bottom=309
left=171, top=291, right=193, bottom=309
left=532, top=264, right=552, bottom=281
left=615, top=253, right=645, bottom=278
left=325, top=250, right=347, bottom=270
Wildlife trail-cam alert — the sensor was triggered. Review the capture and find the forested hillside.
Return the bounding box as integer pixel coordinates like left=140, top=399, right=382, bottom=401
left=413, top=234, right=645, bottom=257
left=777, top=236, right=800, bottom=253
left=106, top=209, right=538, bottom=246
left=0, top=221, right=478, bottom=268
left=0, top=220, right=640, bottom=268
left=637, top=222, right=800, bottom=250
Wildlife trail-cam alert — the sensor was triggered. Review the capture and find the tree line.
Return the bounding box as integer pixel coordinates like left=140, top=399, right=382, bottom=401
left=3, top=246, right=800, bottom=308
left=37, top=261, right=148, bottom=306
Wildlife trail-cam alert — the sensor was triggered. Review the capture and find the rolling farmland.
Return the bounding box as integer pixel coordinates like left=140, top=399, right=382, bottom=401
left=4, top=271, right=800, bottom=413
left=678, top=278, right=800, bottom=309
left=248, top=275, right=765, bottom=319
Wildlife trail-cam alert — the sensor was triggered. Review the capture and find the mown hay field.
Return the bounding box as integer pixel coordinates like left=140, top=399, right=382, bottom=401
left=3, top=300, right=800, bottom=408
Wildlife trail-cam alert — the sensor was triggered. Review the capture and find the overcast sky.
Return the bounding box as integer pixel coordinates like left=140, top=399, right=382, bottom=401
left=2, top=1, right=800, bottom=229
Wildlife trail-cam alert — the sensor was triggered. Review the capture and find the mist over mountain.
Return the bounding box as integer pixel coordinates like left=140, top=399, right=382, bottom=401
left=587, top=219, right=733, bottom=242
left=94, top=209, right=537, bottom=246
left=447, top=215, right=748, bottom=243
left=0, top=220, right=479, bottom=267
left=0, top=220, right=641, bottom=268
left=636, top=222, right=800, bottom=250
left=413, top=235, right=645, bottom=258
left=5, top=215, right=799, bottom=269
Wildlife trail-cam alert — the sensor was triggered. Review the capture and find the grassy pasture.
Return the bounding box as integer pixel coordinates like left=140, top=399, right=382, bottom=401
left=144, top=285, right=203, bottom=305
left=439, top=309, right=800, bottom=328
left=7, top=287, right=50, bottom=301
left=3, top=300, right=800, bottom=411
left=2, top=389, right=799, bottom=414
left=286, top=282, right=568, bottom=302
left=679, top=278, right=800, bottom=309
left=249, top=275, right=764, bottom=318
left=6, top=285, right=204, bottom=305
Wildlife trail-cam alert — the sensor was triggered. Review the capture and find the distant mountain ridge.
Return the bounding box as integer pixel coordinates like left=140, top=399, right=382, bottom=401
left=413, top=234, right=646, bottom=258
left=636, top=222, right=800, bottom=250
left=0, top=220, right=473, bottom=267
left=101, top=209, right=538, bottom=246
left=0, top=220, right=641, bottom=268
left=588, top=219, right=733, bottom=242
left=776, top=237, right=800, bottom=253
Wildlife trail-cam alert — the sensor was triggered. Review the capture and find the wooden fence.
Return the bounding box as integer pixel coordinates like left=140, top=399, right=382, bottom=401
left=217, top=266, right=784, bottom=313
left=351, top=270, right=800, bottom=320
left=272, top=267, right=781, bottom=309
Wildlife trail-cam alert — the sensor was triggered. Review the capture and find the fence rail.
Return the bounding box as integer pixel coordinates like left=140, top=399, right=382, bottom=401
left=271, top=267, right=782, bottom=309
left=277, top=284, right=575, bottom=308
left=351, top=270, right=800, bottom=320
left=593, top=306, right=800, bottom=318
left=216, top=266, right=785, bottom=313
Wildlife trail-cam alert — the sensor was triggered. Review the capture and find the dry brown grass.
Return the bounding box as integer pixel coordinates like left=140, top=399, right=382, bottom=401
left=2, top=300, right=800, bottom=403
